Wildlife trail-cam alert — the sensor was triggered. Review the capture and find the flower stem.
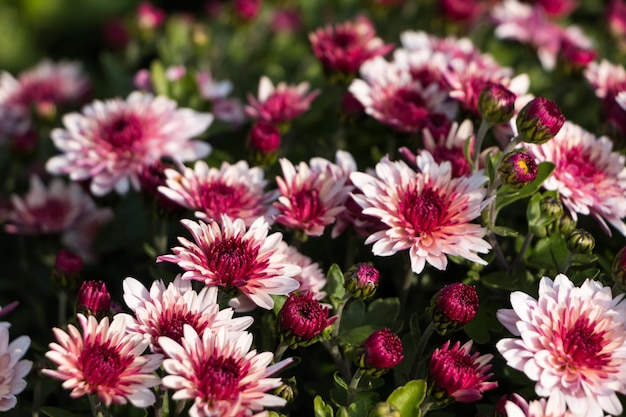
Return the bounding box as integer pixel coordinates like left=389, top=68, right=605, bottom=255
left=473, top=118, right=491, bottom=172
left=154, top=386, right=168, bottom=417
left=321, top=339, right=352, bottom=382
left=89, top=395, right=110, bottom=417
left=57, top=290, right=68, bottom=326
left=512, top=231, right=534, bottom=269
left=274, top=341, right=290, bottom=363
left=419, top=399, right=433, bottom=416
left=560, top=252, right=575, bottom=274
left=410, top=322, right=436, bottom=380
left=346, top=368, right=365, bottom=405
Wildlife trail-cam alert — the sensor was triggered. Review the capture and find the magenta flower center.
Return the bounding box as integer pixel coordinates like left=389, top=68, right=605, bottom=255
left=30, top=198, right=71, bottom=232
left=13, top=80, right=60, bottom=106
left=197, top=355, right=245, bottom=402
left=80, top=344, right=131, bottom=388
left=562, top=146, right=603, bottom=181
left=384, top=88, right=428, bottom=131
left=205, top=237, right=261, bottom=287
left=290, top=188, right=323, bottom=223
left=199, top=182, right=247, bottom=218
left=557, top=316, right=608, bottom=371
left=157, top=310, right=204, bottom=345
left=432, top=349, right=478, bottom=393
left=400, top=187, right=444, bottom=234
left=102, top=114, right=144, bottom=150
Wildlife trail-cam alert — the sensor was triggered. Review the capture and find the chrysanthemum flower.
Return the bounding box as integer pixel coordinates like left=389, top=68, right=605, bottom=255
left=274, top=156, right=353, bottom=237
left=526, top=121, right=626, bottom=236
left=159, top=325, right=290, bottom=417
left=419, top=119, right=475, bottom=178
left=158, top=160, right=278, bottom=226
left=46, top=91, right=213, bottom=196
left=309, top=15, right=393, bottom=76
left=349, top=57, right=455, bottom=133
left=504, top=396, right=607, bottom=417
left=0, top=324, right=32, bottom=412
left=350, top=151, right=491, bottom=274
left=355, top=328, right=403, bottom=376
left=0, top=59, right=89, bottom=110
left=122, top=275, right=253, bottom=352
left=43, top=314, right=162, bottom=407
left=4, top=175, right=114, bottom=259
left=278, top=292, right=336, bottom=347
left=584, top=60, right=626, bottom=134
left=496, top=274, right=626, bottom=417
left=157, top=215, right=301, bottom=310
left=245, top=76, right=319, bottom=124
left=427, top=340, right=497, bottom=406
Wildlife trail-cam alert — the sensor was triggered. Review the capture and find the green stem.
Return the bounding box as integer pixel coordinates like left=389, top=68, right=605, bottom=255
left=409, top=322, right=436, bottom=380
left=501, top=135, right=522, bottom=156
left=560, top=252, right=575, bottom=274
left=347, top=368, right=365, bottom=405
left=419, top=399, right=433, bottom=416
left=58, top=290, right=68, bottom=326
left=153, top=216, right=169, bottom=256
left=173, top=399, right=187, bottom=417
left=154, top=386, right=167, bottom=417
left=274, top=341, right=289, bottom=363
left=89, top=395, right=110, bottom=417
left=399, top=267, right=415, bottom=315
left=331, top=294, right=352, bottom=342
left=473, top=119, right=491, bottom=172
left=321, top=339, right=352, bottom=382
left=512, top=231, right=534, bottom=269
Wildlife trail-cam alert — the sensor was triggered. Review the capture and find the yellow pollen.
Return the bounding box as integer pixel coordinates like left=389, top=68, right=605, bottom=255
left=516, top=160, right=529, bottom=174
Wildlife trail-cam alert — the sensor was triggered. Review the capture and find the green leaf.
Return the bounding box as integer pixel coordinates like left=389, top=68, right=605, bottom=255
left=271, top=294, right=287, bottom=315
left=347, top=398, right=371, bottom=417
left=40, top=407, right=81, bottom=417
left=334, top=371, right=349, bottom=391
left=314, top=395, right=334, bottom=417
left=490, top=225, right=519, bottom=237
left=570, top=268, right=600, bottom=285
left=326, top=263, right=346, bottom=309
left=496, top=162, right=555, bottom=211
left=339, top=298, right=401, bottom=344
left=386, top=379, right=427, bottom=417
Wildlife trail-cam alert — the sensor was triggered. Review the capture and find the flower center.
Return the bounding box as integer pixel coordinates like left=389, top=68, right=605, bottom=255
left=158, top=309, right=204, bottom=345
left=80, top=344, right=131, bottom=388
left=29, top=198, right=73, bottom=233
left=102, top=114, right=144, bottom=150
left=559, top=316, right=608, bottom=371
left=399, top=187, right=444, bottom=235
left=290, top=188, right=323, bottom=224
left=384, top=87, right=428, bottom=131
left=197, top=355, right=245, bottom=403
left=206, top=237, right=260, bottom=287
left=199, top=182, right=246, bottom=219
left=563, top=146, right=603, bottom=181
left=13, top=80, right=60, bottom=106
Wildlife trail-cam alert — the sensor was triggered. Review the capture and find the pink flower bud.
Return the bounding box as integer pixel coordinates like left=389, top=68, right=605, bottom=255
left=76, top=280, right=111, bottom=319
left=477, top=83, right=516, bottom=124
left=278, top=292, right=337, bottom=348
left=427, top=283, right=479, bottom=335
left=516, top=97, right=565, bottom=144
left=498, top=151, right=538, bottom=189
left=355, top=328, right=403, bottom=376
left=344, top=263, right=379, bottom=299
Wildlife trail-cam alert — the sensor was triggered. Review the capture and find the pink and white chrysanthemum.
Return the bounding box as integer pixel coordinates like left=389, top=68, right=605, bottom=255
left=496, top=274, right=626, bottom=417
left=245, top=76, right=319, bottom=124
left=46, top=91, right=213, bottom=196
left=43, top=314, right=162, bottom=407
left=421, top=119, right=474, bottom=178
left=274, top=156, right=353, bottom=237
left=505, top=396, right=609, bottom=417
left=309, top=15, right=393, bottom=75
left=277, top=242, right=327, bottom=300
left=526, top=121, right=626, bottom=236
left=158, top=160, right=278, bottom=226
left=350, top=151, right=491, bottom=274
left=0, top=59, right=89, bottom=110
left=160, top=325, right=290, bottom=417
left=428, top=340, right=497, bottom=403
left=122, top=275, right=253, bottom=353
left=584, top=59, right=626, bottom=100
left=349, top=57, right=456, bottom=133
left=0, top=324, right=32, bottom=412
left=157, top=215, right=301, bottom=310
left=4, top=175, right=114, bottom=259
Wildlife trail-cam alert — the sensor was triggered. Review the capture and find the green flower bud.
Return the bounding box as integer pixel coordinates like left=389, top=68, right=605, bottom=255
left=516, top=97, right=565, bottom=144
left=566, top=228, right=595, bottom=254
left=477, top=83, right=516, bottom=124
left=613, top=247, right=626, bottom=287
left=368, top=402, right=401, bottom=417
left=344, top=263, right=379, bottom=300
left=273, top=377, right=298, bottom=404
left=540, top=196, right=564, bottom=219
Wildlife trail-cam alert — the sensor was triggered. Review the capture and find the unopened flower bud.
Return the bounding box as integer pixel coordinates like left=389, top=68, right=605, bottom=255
left=556, top=210, right=577, bottom=235
left=498, top=151, right=538, bottom=189
left=76, top=280, right=111, bottom=319
left=566, top=228, right=595, bottom=254
left=368, top=402, right=401, bottom=417
left=477, top=83, right=516, bottom=124
left=248, top=122, right=281, bottom=165
left=613, top=247, right=626, bottom=287
left=540, top=196, right=563, bottom=219
left=273, top=377, right=298, bottom=404
left=516, top=97, right=565, bottom=144
left=355, top=328, right=403, bottom=377
left=427, top=283, right=479, bottom=335
left=344, top=263, right=380, bottom=299
left=51, top=249, right=84, bottom=291
left=277, top=292, right=337, bottom=348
